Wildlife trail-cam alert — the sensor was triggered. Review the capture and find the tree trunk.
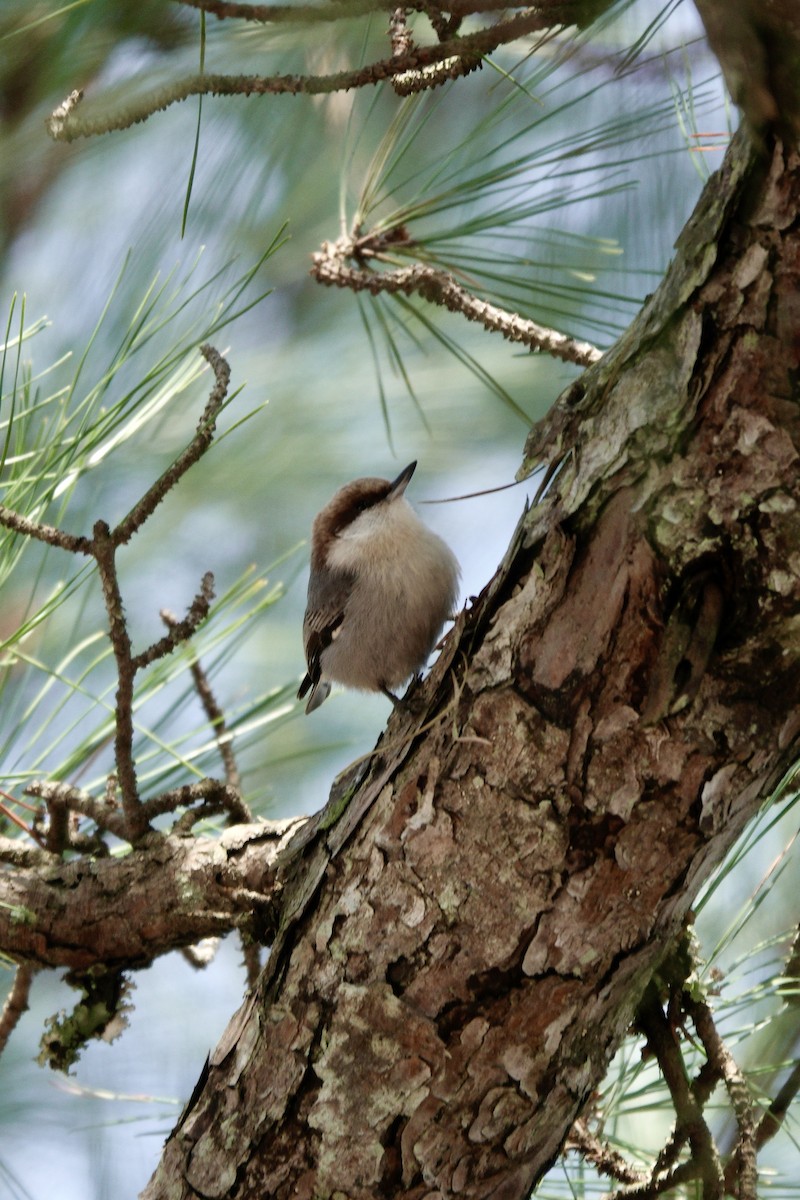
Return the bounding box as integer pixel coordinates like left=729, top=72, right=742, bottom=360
left=143, top=128, right=800, bottom=1200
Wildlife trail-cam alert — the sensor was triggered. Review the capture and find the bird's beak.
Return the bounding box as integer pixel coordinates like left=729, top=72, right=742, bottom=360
left=387, top=460, right=417, bottom=501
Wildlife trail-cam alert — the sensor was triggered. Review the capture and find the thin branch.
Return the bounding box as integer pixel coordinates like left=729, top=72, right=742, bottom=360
left=389, top=6, right=414, bottom=58
left=134, top=572, right=216, bottom=670
left=140, top=778, right=241, bottom=827
left=182, top=0, right=391, bottom=21
left=113, top=345, right=230, bottom=547
left=603, top=1158, right=708, bottom=1200
left=0, top=965, right=35, bottom=1056
left=312, top=237, right=603, bottom=366
left=737, top=925, right=800, bottom=1170
left=687, top=996, right=757, bottom=1200
left=161, top=605, right=249, bottom=819
left=25, top=780, right=128, bottom=840
left=650, top=1058, right=720, bottom=1180
left=0, top=348, right=227, bottom=561
left=422, top=0, right=462, bottom=39
left=635, top=986, right=725, bottom=1198
left=0, top=503, right=91, bottom=555
left=5, top=347, right=241, bottom=848
left=82, top=347, right=229, bottom=841
left=46, top=9, right=565, bottom=141
left=567, top=1118, right=648, bottom=1185
left=179, top=0, right=591, bottom=22
left=752, top=1060, right=800, bottom=1154
left=0, top=791, right=47, bottom=848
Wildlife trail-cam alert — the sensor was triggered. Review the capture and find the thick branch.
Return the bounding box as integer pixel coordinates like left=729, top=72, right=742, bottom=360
left=0, top=820, right=305, bottom=971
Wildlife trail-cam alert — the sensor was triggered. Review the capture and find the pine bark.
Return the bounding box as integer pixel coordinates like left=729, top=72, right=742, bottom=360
left=141, top=128, right=800, bottom=1200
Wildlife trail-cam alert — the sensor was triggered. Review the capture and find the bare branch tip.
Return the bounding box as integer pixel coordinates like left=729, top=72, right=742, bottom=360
left=0, top=965, right=36, bottom=1058
left=47, top=88, right=84, bottom=140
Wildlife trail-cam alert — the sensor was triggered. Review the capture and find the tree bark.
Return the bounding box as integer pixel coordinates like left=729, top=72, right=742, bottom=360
left=140, top=126, right=800, bottom=1199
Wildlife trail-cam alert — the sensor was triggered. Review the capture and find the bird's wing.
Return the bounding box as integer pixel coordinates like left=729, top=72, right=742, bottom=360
left=297, top=567, right=354, bottom=700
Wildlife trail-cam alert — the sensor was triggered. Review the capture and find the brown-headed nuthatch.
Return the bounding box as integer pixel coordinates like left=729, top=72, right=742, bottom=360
left=298, top=461, right=460, bottom=713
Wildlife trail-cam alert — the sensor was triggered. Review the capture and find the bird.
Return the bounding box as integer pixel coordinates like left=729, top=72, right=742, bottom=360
left=298, top=461, right=460, bottom=714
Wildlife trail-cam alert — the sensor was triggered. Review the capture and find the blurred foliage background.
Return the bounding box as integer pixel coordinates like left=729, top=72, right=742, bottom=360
left=0, top=1, right=797, bottom=1197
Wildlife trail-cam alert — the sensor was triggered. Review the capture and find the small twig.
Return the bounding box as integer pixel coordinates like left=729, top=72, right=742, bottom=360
left=0, top=964, right=35, bottom=1057
left=160, top=598, right=250, bottom=822
left=567, top=1118, right=647, bottom=1185
left=423, top=0, right=462, bottom=40
left=113, top=345, right=230, bottom=547
left=0, top=503, right=91, bottom=555
left=5, top=347, right=242, bottom=852
left=161, top=607, right=249, bottom=818
left=312, top=238, right=603, bottom=367
left=389, top=6, right=413, bottom=57
left=135, top=573, right=216, bottom=671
